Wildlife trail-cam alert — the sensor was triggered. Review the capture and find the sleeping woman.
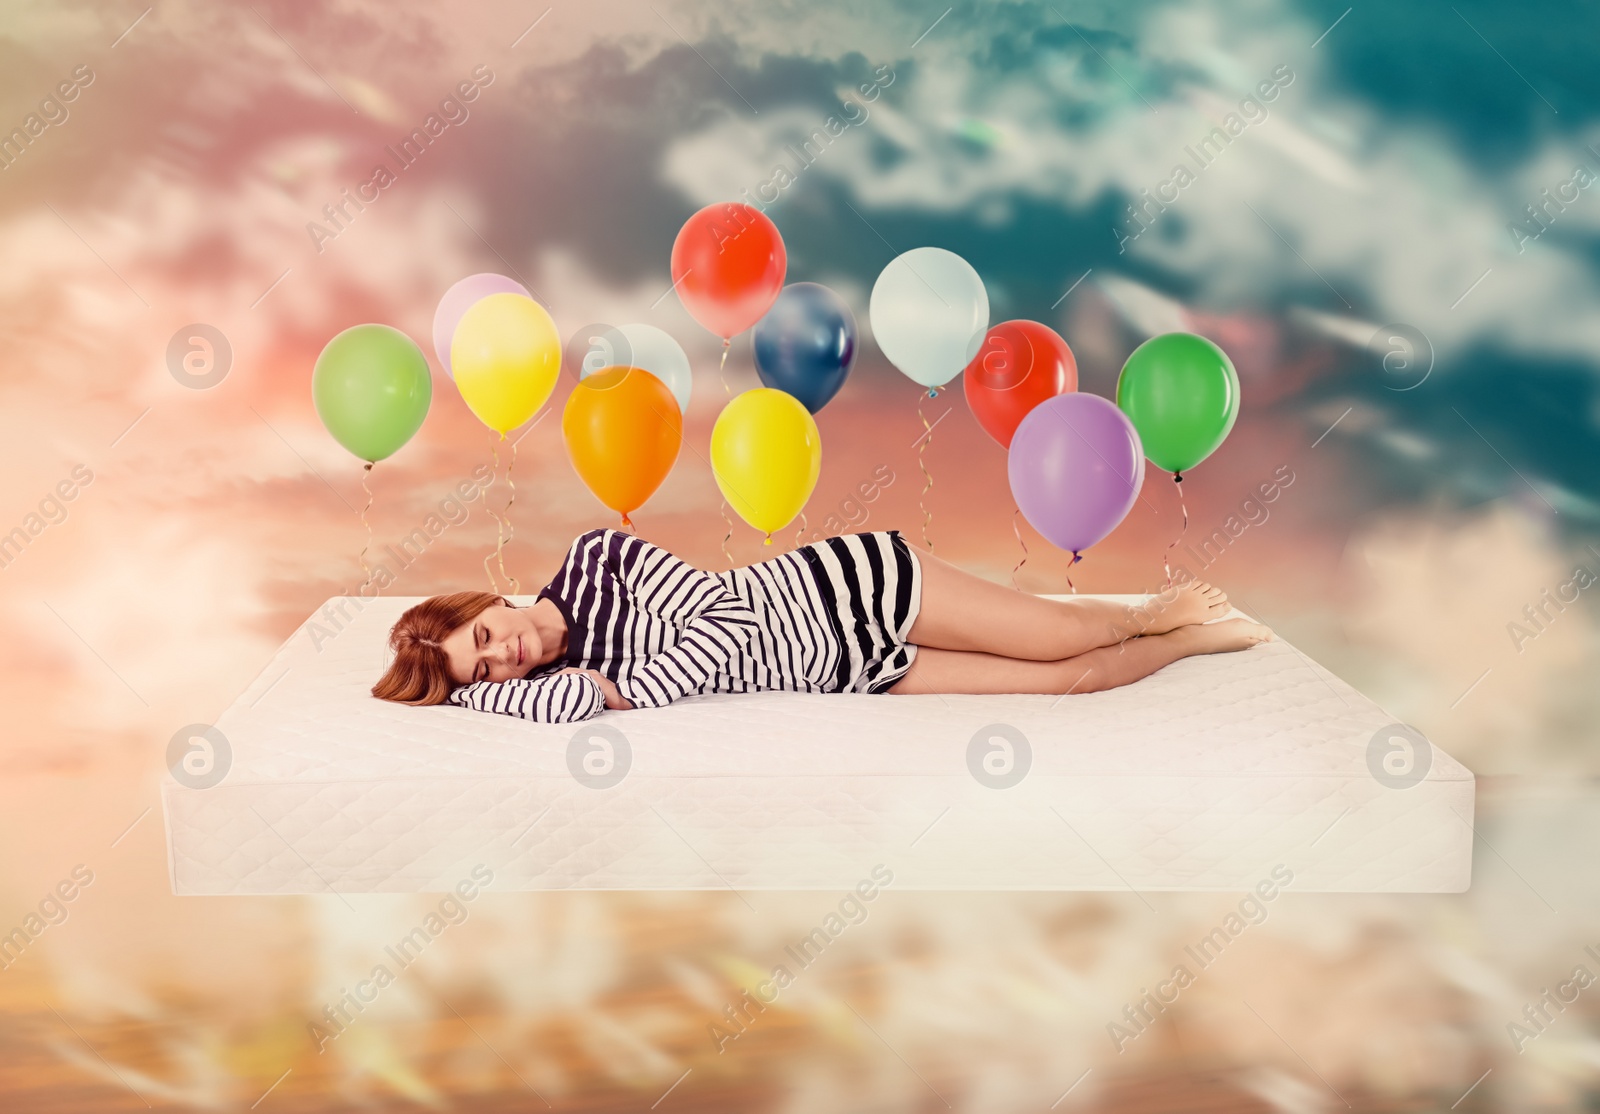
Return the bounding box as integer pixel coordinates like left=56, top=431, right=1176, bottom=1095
left=371, top=527, right=1272, bottom=722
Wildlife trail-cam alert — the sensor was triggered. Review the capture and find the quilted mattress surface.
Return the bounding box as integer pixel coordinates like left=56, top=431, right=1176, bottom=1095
left=163, top=594, right=1475, bottom=894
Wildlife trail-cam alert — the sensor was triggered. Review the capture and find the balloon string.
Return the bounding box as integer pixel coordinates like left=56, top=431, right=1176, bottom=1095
left=1010, top=506, right=1029, bottom=591
left=497, top=436, right=519, bottom=595
left=795, top=510, right=807, bottom=549
left=719, top=340, right=732, bottom=397
left=1065, top=550, right=1081, bottom=595
left=481, top=432, right=505, bottom=594
left=1163, top=471, right=1189, bottom=589
left=916, top=387, right=935, bottom=553
left=720, top=497, right=734, bottom=565
left=357, top=462, right=375, bottom=594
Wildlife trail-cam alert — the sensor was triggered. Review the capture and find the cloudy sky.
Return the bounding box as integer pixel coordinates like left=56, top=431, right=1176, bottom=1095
left=2, top=0, right=1598, bottom=1109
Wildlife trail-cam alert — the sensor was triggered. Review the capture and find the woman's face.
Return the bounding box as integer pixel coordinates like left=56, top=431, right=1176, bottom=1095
left=440, top=600, right=541, bottom=686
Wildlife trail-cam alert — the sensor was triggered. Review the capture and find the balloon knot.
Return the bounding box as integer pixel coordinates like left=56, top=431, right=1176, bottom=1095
left=763, top=534, right=773, bottom=546
left=1173, top=471, right=1184, bottom=484
left=928, top=387, right=938, bottom=398
left=1069, top=551, right=1082, bottom=565
left=363, top=462, right=373, bottom=471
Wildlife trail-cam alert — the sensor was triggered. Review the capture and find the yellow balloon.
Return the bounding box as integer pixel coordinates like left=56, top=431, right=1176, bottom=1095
left=710, top=388, right=821, bottom=543
left=451, top=293, right=560, bottom=433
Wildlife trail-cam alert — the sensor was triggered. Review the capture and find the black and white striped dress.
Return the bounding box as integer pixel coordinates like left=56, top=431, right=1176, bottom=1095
left=446, top=527, right=924, bottom=722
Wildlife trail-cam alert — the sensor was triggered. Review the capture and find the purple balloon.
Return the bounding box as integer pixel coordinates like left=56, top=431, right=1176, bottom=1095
left=1007, top=393, right=1146, bottom=554
left=432, top=273, right=531, bottom=378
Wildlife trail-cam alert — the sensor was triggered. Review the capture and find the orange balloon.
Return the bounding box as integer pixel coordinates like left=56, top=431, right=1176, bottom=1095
left=562, top=366, right=683, bottom=527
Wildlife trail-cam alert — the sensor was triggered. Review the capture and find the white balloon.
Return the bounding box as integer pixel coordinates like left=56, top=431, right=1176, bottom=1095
left=579, top=323, right=693, bottom=414
left=869, top=247, right=989, bottom=390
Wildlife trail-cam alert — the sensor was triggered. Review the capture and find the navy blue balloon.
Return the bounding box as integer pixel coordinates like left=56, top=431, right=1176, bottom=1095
left=752, top=282, right=857, bottom=414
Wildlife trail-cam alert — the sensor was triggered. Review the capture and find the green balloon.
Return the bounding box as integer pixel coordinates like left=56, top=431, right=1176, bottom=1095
left=312, top=324, right=432, bottom=463
left=1115, top=332, right=1239, bottom=474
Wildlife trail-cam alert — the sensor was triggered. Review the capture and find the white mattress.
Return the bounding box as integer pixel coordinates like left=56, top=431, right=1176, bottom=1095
left=163, top=594, right=1474, bottom=894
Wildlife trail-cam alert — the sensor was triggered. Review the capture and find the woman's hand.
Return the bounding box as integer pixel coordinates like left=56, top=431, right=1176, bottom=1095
left=559, top=666, right=634, bottom=710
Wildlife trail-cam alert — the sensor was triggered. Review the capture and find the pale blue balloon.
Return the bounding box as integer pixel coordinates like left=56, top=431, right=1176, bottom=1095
left=868, top=247, right=989, bottom=392
left=578, top=323, right=693, bottom=414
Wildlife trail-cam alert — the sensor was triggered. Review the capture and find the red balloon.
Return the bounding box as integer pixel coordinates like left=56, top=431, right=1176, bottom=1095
left=962, top=319, right=1078, bottom=449
left=671, top=203, right=787, bottom=340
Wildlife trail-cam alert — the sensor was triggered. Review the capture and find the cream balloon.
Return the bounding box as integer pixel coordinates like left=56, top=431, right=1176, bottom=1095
left=869, top=247, right=989, bottom=392
left=578, top=323, right=693, bottom=414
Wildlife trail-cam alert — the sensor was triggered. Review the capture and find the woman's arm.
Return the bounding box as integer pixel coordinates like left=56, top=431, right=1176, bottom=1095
left=447, top=669, right=606, bottom=723
left=587, top=529, right=761, bottom=709
left=563, top=667, right=633, bottom=710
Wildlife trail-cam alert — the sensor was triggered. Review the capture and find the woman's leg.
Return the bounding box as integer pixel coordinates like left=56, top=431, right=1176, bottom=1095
left=887, top=619, right=1274, bottom=696
left=901, top=539, right=1233, bottom=661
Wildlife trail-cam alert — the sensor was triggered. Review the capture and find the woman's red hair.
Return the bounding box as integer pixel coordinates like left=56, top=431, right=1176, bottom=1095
left=371, top=591, right=506, bottom=706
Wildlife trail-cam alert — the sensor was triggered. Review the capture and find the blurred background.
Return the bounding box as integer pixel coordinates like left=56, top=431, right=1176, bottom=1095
left=2, top=0, right=1598, bottom=1109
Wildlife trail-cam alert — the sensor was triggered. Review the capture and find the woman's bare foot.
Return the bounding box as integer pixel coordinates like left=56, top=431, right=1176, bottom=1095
left=1173, top=617, right=1274, bottom=654
left=1127, top=580, right=1231, bottom=636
